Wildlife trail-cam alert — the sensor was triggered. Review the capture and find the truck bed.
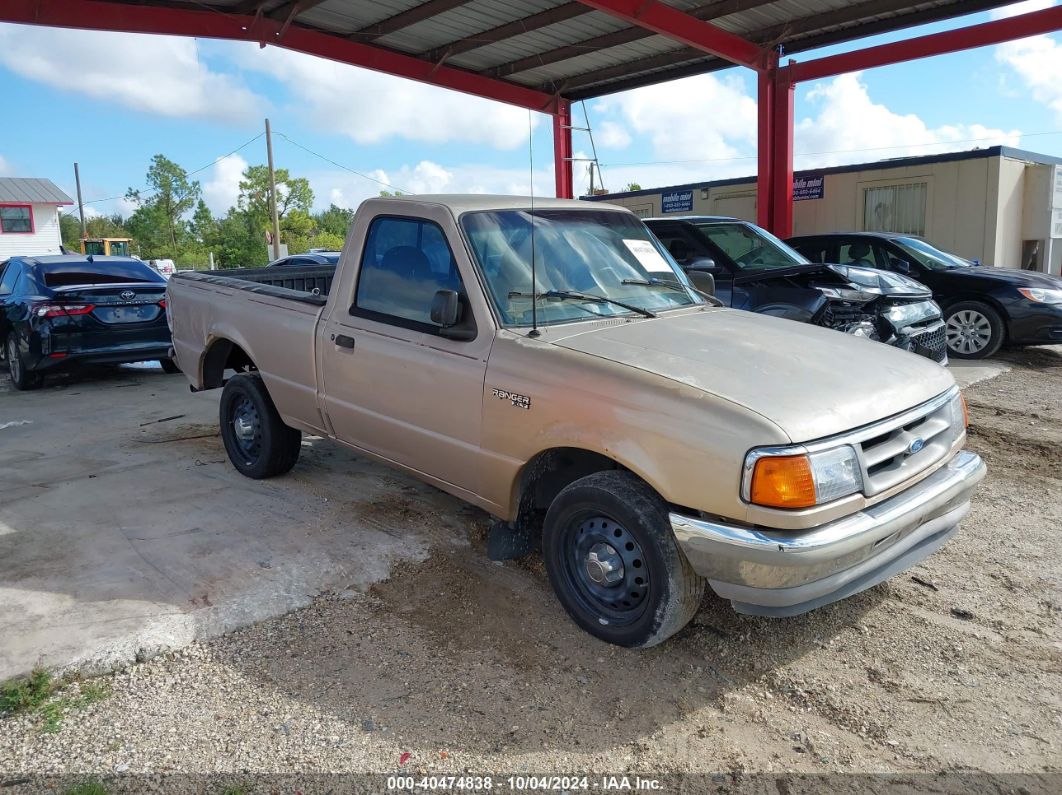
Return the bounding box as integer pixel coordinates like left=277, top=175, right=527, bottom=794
left=174, top=264, right=335, bottom=306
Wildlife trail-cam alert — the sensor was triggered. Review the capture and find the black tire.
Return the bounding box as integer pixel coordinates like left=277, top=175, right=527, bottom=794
left=219, top=373, right=301, bottom=479
left=159, top=358, right=181, bottom=374
left=5, top=335, right=42, bottom=391
left=542, top=470, right=705, bottom=648
left=944, top=301, right=1005, bottom=359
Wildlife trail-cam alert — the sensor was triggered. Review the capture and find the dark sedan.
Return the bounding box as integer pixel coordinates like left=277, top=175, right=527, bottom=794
left=267, top=251, right=340, bottom=267
left=788, top=233, right=1062, bottom=359
left=0, top=255, right=176, bottom=390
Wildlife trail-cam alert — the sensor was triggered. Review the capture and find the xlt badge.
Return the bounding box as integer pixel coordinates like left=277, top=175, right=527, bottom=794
left=492, top=387, right=531, bottom=410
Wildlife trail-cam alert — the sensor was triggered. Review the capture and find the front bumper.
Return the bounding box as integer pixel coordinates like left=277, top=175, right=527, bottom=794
left=670, top=450, right=986, bottom=617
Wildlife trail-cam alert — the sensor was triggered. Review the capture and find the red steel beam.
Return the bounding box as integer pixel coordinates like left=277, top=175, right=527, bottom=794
left=0, top=0, right=555, bottom=111
left=572, top=0, right=764, bottom=70
left=553, top=99, right=574, bottom=199
left=769, top=66, right=794, bottom=239
left=789, top=4, right=1062, bottom=82
left=755, top=63, right=774, bottom=230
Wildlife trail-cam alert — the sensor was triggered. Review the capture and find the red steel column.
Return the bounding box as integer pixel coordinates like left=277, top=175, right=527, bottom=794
left=553, top=98, right=574, bottom=199
left=756, top=60, right=775, bottom=229
left=770, top=64, right=795, bottom=239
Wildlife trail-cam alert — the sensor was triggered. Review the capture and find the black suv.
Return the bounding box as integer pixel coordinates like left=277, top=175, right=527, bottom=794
left=788, top=232, right=1062, bottom=359
left=0, top=255, right=176, bottom=389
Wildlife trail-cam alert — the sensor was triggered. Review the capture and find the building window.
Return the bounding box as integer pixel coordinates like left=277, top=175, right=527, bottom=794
left=863, top=183, right=927, bottom=237
left=0, top=205, right=33, bottom=234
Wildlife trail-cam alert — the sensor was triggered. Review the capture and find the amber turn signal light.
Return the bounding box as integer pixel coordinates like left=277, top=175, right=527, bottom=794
left=960, top=392, right=969, bottom=428
left=749, top=454, right=816, bottom=509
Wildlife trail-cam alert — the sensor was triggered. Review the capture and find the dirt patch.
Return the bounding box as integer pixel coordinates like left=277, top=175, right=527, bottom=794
left=1, top=348, right=1060, bottom=785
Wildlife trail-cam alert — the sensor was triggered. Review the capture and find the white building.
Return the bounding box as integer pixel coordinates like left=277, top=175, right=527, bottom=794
left=0, top=178, right=74, bottom=259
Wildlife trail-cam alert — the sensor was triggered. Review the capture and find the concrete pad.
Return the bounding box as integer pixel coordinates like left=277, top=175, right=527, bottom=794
left=948, top=359, right=1011, bottom=388
left=0, top=366, right=474, bottom=680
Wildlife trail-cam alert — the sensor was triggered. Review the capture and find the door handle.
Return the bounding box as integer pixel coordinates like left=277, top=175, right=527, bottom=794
left=333, top=334, right=355, bottom=349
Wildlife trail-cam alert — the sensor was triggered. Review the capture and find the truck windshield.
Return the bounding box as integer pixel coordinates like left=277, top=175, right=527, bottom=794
left=692, top=222, right=810, bottom=271
left=461, top=209, right=700, bottom=327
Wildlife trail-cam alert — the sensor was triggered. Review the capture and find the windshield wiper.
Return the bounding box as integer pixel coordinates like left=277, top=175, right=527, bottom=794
left=508, top=289, right=657, bottom=318
left=623, top=277, right=722, bottom=306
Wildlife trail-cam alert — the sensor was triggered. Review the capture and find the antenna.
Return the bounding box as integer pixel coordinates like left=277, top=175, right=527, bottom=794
left=527, top=109, right=540, bottom=338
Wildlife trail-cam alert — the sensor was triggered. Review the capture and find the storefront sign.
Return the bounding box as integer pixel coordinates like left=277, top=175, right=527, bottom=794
left=794, top=175, right=825, bottom=201
left=661, top=190, right=694, bottom=213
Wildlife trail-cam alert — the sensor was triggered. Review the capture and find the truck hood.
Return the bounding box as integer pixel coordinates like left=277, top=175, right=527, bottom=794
left=550, top=309, right=955, bottom=443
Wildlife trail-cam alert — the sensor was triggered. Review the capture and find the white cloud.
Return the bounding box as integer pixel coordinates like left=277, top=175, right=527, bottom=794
left=990, top=0, right=1055, bottom=20
left=0, top=154, right=9, bottom=176
left=595, top=72, right=757, bottom=164
left=314, top=160, right=555, bottom=210
left=231, top=44, right=539, bottom=149
left=597, top=121, right=632, bottom=150
left=794, top=73, right=1022, bottom=168
left=0, top=24, right=264, bottom=124
left=203, top=154, right=249, bottom=213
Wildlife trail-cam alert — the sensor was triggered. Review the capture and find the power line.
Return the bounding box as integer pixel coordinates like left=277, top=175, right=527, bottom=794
left=602, top=129, right=1062, bottom=168
left=61, top=131, right=266, bottom=215
left=272, top=131, right=411, bottom=194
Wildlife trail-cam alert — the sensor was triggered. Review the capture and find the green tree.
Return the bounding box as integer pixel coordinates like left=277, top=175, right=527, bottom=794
left=189, top=200, right=217, bottom=246
left=59, top=213, right=82, bottom=251
left=237, top=165, right=313, bottom=229
left=125, top=154, right=201, bottom=259
left=624, top=182, right=642, bottom=191
left=314, top=204, right=353, bottom=238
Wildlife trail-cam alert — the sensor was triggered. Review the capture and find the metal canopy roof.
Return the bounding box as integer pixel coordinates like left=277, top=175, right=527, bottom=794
left=55, top=0, right=1021, bottom=103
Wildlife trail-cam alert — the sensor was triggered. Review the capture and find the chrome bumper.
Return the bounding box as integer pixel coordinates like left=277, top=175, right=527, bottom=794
left=669, top=450, right=986, bottom=617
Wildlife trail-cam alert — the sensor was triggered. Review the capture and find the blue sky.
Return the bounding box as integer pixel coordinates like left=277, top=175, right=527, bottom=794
left=0, top=1, right=1059, bottom=219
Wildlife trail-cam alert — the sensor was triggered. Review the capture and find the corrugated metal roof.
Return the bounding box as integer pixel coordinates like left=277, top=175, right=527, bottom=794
left=99, top=1, right=1024, bottom=99
left=0, top=178, right=74, bottom=205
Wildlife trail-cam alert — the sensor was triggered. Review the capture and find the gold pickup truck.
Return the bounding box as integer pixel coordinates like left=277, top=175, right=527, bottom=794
left=167, top=195, right=986, bottom=647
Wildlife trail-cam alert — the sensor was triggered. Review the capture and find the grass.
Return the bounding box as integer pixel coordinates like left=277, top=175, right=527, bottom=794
left=0, top=667, right=111, bottom=733
left=64, top=782, right=109, bottom=795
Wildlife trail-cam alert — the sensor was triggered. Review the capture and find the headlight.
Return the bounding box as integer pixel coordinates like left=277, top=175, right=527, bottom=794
left=743, top=444, right=863, bottom=509
left=818, top=286, right=878, bottom=303
left=1018, top=287, right=1062, bottom=305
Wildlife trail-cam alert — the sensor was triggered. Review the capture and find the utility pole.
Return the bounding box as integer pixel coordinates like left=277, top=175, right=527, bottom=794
left=265, top=118, right=282, bottom=260
left=73, top=162, right=86, bottom=238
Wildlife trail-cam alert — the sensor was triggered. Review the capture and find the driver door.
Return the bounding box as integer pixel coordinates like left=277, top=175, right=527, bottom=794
left=317, top=210, right=493, bottom=499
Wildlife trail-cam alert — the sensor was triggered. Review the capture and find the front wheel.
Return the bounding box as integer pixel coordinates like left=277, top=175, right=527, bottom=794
left=5, top=336, right=42, bottom=391
left=219, top=373, right=301, bottom=479
left=944, top=301, right=1004, bottom=359
left=542, top=470, right=705, bottom=647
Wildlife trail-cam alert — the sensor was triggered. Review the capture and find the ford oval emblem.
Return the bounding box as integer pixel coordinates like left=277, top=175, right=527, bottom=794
left=907, top=437, right=926, bottom=455
left=120, top=290, right=136, bottom=301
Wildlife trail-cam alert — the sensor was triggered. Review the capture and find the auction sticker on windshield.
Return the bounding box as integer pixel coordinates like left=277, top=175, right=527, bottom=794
left=623, top=239, right=671, bottom=273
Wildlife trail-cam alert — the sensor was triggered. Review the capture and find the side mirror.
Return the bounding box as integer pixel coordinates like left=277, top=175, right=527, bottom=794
left=892, top=258, right=913, bottom=275
left=431, top=289, right=461, bottom=327
left=685, top=257, right=716, bottom=272
left=687, top=270, right=716, bottom=297
left=431, top=289, right=476, bottom=340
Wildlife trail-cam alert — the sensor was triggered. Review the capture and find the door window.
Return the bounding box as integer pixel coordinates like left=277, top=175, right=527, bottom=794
left=353, top=216, right=465, bottom=331
left=839, top=240, right=882, bottom=268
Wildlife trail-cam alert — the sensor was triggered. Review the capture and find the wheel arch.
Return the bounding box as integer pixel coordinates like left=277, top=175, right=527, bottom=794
left=201, top=336, right=256, bottom=389
left=507, top=446, right=665, bottom=536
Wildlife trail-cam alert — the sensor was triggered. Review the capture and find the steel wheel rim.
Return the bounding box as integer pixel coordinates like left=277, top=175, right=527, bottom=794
left=563, top=513, right=650, bottom=626
left=231, top=396, right=261, bottom=462
left=945, top=309, right=992, bottom=355
left=7, top=339, right=20, bottom=382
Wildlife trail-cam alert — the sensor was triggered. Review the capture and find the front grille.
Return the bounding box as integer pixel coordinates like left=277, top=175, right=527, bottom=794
left=853, top=390, right=963, bottom=496
left=911, top=321, right=947, bottom=363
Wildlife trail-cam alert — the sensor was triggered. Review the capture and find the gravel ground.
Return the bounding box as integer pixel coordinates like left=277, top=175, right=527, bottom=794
left=1, top=347, right=1060, bottom=793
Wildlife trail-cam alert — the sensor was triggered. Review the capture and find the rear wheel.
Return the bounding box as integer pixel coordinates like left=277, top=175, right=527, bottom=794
left=5, top=336, right=42, bottom=391
left=542, top=470, right=705, bottom=648
left=158, top=358, right=181, bottom=374
left=219, top=373, right=301, bottom=478
left=944, top=301, right=1004, bottom=359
